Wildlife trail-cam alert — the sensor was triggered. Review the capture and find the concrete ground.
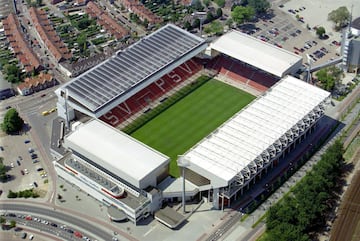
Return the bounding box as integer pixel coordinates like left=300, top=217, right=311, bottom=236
left=0, top=229, right=59, bottom=241
left=0, top=131, right=50, bottom=201
left=280, top=0, right=360, bottom=43
left=54, top=177, right=228, bottom=241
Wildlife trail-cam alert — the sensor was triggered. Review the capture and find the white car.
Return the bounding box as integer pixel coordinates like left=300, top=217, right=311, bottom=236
left=24, top=169, right=29, bottom=174
left=10, top=162, right=14, bottom=168
left=29, top=234, right=34, bottom=240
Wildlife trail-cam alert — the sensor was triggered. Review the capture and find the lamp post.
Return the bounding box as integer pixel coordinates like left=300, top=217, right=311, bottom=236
left=177, top=155, right=190, bottom=214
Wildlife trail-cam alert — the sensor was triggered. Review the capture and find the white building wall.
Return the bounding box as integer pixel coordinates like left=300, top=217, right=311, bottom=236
left=54, top=162, right=142, bottom=223
left=56, top=98, right=75, bottom=124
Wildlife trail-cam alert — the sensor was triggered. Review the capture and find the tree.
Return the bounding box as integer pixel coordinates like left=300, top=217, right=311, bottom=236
left=192, top=0, right=204, bottom=11
left=231, top=6, right=255, bottom=25
left=328, top=6, right=350, bottom=30
left=184, top=20, right=191, bottom=30
left=3, top=64, right=20, bottom=83
left=9, top=220, right=16, bottom=228
left=216, top=8, right=223, bottom=18
left=1, top=108, right=24, bottom=134
left=77, top=33, right=87, bottom=54
left=247, top=0, right=270, bottom=13
left=264, top=140, right=344, bottom=241
left=214, top=0, right=225, bottom=8
left=315, top=66, right=343, bottom=91
left=226, top=18, right=234, bottom=28
left=205, top=12, right=214, bottom=24
left=203, top=0, right=210, bottom=7
left=192, top=18, right=200, bottom=29
left=0, top=157, right=9, bottom=182
left=77, top=19, right=91, bottom=30
left=204, top=20, right=224, bottom=36
left=184, top=21, right=191, bottom=30
left=316, top=26, right=326, bottom=38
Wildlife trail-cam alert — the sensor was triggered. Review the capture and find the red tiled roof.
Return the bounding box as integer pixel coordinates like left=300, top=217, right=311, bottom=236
left=29, top=7, right=72, bottom=62
left=3, top=14, right=41, bottom=73
left=18, top=73, right=53, bottom=90
left=86, top=1, right=129, bottom=40
left=120, top=0, right=162, bottom=24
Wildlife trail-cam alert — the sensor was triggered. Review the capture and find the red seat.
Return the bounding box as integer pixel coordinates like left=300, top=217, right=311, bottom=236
left=100, top=59, right=202, bottom=127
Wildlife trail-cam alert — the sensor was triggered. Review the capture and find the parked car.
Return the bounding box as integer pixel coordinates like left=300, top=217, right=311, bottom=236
left=31, top=154, right=38, bottom=159
left=24, top=140, right=30, bottom=144
left=32, top=159, right=39, bottom=163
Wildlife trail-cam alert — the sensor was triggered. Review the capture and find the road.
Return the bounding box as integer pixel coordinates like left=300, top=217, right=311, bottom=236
left=1, top=202, right=114, bottom=241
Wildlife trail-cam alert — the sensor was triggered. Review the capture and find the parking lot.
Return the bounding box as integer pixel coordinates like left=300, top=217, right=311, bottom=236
left=0, top=132, right=49, bottom=199
left=237, top=5, right=341, bottom=67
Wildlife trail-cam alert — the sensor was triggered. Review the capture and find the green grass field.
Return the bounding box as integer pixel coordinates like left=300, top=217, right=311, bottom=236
left=131, top=79, right=255, bottom=177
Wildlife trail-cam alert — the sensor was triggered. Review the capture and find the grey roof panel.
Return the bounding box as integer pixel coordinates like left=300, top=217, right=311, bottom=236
left=63, top=24, right=206, bottom=112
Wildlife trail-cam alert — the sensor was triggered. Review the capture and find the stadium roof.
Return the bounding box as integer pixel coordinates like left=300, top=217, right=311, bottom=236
left=59, top=24, right=207, bottom=116
left=209, top=30, right=302, bottom=77
left=64, top=119, right=169, bottom=187
left=184, top=76, right=330, bottom=186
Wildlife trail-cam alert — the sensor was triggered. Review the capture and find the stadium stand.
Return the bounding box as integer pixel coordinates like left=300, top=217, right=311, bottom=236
left=100, top=58, right=202, bottom=126
left=56, top=24, right=207, bottom=121
left=207, top=55, right=279, bottom=93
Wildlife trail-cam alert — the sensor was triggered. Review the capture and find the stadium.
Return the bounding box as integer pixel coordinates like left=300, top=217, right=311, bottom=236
left=51, top=24, right=330, bottom=226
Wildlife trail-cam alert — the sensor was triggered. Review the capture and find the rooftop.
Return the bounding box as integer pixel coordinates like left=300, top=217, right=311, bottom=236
left=60, top=24, right=206, bottom=114
left=64, top=119, right=169, bottom=185
left=184, top=76, right=330, bottom=185
left=2, top=14, right=41, bottom=72
left=210, top=30, right=302, bottom=77
left=17, top=73, right=53, bottom=90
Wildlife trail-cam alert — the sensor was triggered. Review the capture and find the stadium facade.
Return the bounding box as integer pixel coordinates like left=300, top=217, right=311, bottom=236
left=52, top=24, right=330, bottom=224
left=54, top=119, right=169, bottom=223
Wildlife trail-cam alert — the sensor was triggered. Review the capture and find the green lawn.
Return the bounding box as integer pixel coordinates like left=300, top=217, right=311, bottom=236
left=131, top=79, right=255, bottom=177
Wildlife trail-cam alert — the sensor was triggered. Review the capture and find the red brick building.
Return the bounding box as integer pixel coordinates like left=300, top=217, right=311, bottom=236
left=2, top=14, right=41, bottom=73
left=120, top=0, right=162, bottom=24
left=29, top=7, right=72, bottom=62
left=17, top=73, right=56, bottom=96
left=86, top=1, right=129, bottom=40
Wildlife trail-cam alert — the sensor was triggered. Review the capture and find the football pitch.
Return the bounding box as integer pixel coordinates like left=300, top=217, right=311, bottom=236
left=131, top=79, right=255, bottom=177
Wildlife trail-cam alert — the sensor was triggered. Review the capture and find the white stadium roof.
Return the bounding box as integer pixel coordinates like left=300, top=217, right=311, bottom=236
left=57, top=24, right=207, bottom=117
left=209, top=30, right=302, bottom=77
left=184, top=76, right=330, bottom=186
left=64, top=119, right=169, bottom=188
